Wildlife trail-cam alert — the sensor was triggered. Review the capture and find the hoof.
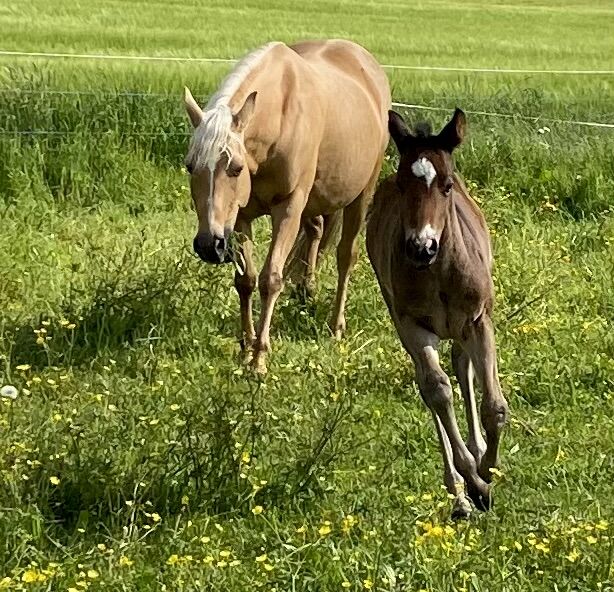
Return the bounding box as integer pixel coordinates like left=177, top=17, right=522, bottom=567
left=451, top=494, right=472, bottom=520
left=467, top=481, right=492, bottom=512
left=250, top=354, right=268, bottom=376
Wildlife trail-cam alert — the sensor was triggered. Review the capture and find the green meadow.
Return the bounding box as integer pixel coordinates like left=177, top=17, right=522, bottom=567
left=0, top=0, right=613, bottom=590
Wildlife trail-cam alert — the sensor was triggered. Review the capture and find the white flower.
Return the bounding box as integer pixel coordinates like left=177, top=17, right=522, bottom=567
left=1, top=385, right=18, bottom=400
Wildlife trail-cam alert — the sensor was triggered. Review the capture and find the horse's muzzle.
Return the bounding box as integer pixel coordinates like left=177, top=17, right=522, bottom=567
left=194, top=232, right=230, bottom=264
left=405, top=237, right=438, bottom=269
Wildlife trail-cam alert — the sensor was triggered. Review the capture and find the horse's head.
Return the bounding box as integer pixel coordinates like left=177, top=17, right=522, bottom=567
left=183, top=87, right=256, bottom=264
left=388, top=108, right=466, bottom=269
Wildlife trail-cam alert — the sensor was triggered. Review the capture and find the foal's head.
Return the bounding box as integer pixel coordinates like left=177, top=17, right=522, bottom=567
left=388, top=108, right=466, bottom=269
left=183, top=88, right=256, bottom=264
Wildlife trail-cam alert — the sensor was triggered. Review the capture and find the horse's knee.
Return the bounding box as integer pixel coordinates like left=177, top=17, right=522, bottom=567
left=235, top=269, right=257, bottom=297
left=304, top=216, right=324, bottom=241
left=259, top=270, right=284, bottom=299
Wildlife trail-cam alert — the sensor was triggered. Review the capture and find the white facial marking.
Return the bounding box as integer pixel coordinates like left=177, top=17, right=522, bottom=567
left=406, top=223, right=439, bottom=243
left=411, top=157, right=436, bottom=188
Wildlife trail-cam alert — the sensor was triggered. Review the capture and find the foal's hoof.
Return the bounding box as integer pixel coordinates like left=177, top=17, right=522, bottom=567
left=467, top=481, right=492, bottom=512
left=451, top=494, right=472, bottom=520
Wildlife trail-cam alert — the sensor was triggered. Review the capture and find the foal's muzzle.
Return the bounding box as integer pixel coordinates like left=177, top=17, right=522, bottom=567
left=193, top=232, right=230, bottom=264
left=405, top=236, right=438, bottom=268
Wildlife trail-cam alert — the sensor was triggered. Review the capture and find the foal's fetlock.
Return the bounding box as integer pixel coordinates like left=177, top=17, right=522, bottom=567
left=451, top=493, right=472, bottom=520
left=466, top=478, right=492, bottom=512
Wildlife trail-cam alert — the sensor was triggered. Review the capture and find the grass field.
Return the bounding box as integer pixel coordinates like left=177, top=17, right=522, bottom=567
left=1, top=0, right=613, bottom=590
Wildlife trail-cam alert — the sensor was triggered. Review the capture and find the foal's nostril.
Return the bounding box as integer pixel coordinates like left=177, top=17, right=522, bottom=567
left=426, top=238, right=438, bottom=255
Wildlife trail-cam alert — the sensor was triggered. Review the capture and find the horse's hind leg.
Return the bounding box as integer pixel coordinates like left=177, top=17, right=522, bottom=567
left=463, top=315, right=509, bottom=482
left=298, top=215, right=324, bottom=297
left=452, top=342, right=487, bottom=464
left=330, top=192, right=370, bottom=340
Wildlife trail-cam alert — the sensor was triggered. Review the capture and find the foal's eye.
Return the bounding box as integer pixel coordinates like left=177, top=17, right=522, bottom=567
left=443, top=180, right=453, bottom=197
left=227, top=162, right=243, bottom=177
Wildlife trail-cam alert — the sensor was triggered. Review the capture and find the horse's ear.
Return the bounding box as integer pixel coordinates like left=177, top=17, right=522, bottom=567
left=437, top=108, right=466, bottom=152
left=388, top=110, right=411, bottom=152
left=233, top=91, right=257, bottom=132
left=184, top=87, right=203, bottom=128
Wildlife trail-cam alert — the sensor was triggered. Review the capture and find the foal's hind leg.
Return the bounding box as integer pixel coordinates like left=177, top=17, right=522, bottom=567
left=330, top=193, right=370, bottom=339
left=463, top=315, right=509, bottom=482
left=451, top=342, right=487, bottom=464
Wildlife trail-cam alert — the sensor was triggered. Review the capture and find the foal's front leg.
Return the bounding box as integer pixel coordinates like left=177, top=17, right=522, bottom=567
left=463, top=315, right=509, bottom=482
left=233, top=216, right=257, bottom=361
left=397, top=319, right=491, bottom=510
left=251, top=191, right=307, bottom=374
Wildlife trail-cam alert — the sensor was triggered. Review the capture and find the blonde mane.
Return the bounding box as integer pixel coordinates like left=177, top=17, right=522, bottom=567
left=186, top=42, right=282, bottom=173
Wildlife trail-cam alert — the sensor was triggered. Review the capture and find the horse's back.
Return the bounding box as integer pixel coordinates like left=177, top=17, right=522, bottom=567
left=283, top=40, right=390, bottom=213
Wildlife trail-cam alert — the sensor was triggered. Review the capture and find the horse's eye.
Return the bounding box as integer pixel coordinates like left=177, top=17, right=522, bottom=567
left=443, top=179, right=453, bottom=196
left=227, top=163, right=243, bottom=177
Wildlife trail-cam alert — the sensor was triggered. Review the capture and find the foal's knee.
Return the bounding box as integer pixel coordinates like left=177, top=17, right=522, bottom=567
left=421, top=373, right=453, bottom=413
left=482, top=397, right=509, bottom=432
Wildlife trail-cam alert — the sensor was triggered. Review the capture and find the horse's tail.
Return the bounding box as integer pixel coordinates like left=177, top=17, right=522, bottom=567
left=285, top=210, right=343, bottom=282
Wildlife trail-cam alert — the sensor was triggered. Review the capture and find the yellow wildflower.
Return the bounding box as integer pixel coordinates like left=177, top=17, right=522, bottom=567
left=255, top=554, right=267, bottom=563
left=263, top=563, right=274, bottom=572
left=296, top=525, right=307, bottom=534
left=587, top=535, right=598, bottom=545
left=49, top=476, right=60, bottom=485
left=363, top=578, right=374, bottom=589
left=16, top=364, right=31, bottom=371
left=252, top=505, right=264, bottom=515
left=151, top=513, right=161, bottom=523
left=170, top=404, right=180, bottom=411
left=87, top=570, right=99, bottom=579
left=514, top=541, right=522, bottom=551
left=319, top=522, right=332, bottom=536
left=167, top=554, right=180, bottom=565
left=241, top=451, right=251, bottom=464
left=119, top=556, right=134, bottom=567
left=219, top=550, right=231, bottom=558
left=342, top=582, right=351, bottom=589
left=566, top=550, right=580, bottom=562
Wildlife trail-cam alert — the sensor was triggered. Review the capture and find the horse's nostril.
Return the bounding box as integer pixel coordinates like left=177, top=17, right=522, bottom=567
left=214, top=236, right=226, bottom=257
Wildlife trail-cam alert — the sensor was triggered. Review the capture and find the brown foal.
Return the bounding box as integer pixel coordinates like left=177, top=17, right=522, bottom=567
left=366, top=109, right=509, bottom=517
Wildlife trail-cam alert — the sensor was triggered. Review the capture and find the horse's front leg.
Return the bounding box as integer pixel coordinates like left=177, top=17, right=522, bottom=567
left=234, top=216, right=257, bottom=362
left=463, top=314, right=509, bottom=482
left=252, top=190, right=307, bottom=374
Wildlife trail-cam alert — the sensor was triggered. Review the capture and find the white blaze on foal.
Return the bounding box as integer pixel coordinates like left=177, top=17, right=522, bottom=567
left=411, top=157, right=436, bottom=188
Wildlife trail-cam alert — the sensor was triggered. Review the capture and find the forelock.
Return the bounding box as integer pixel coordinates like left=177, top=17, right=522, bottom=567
left=186, top=104, right=241, bottom=173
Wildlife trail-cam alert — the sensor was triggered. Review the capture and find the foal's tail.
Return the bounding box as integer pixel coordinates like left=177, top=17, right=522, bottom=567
left=285, top=210, right=343, bottom=282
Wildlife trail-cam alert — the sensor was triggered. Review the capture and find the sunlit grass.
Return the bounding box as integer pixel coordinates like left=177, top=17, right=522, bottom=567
left=0, top=0, right=613, bottom=590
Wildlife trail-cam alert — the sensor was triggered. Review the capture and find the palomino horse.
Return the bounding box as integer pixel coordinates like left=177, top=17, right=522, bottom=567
left=183, top=40, right=390, bottom=373
left=366, top=109, right=509, bottom=517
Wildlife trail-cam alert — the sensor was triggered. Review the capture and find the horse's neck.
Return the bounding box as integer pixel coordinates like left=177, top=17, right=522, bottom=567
left=229, top=52, right=289, bottom=170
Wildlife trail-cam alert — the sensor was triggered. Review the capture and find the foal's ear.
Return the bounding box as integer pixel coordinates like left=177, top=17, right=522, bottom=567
left=437, top=108, right=466, bottom=152
left=184, top=87, right=204, bottom=128
left=233, top=91, right=258, bottom=132
left=388, top=110, right=412, bottom=152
